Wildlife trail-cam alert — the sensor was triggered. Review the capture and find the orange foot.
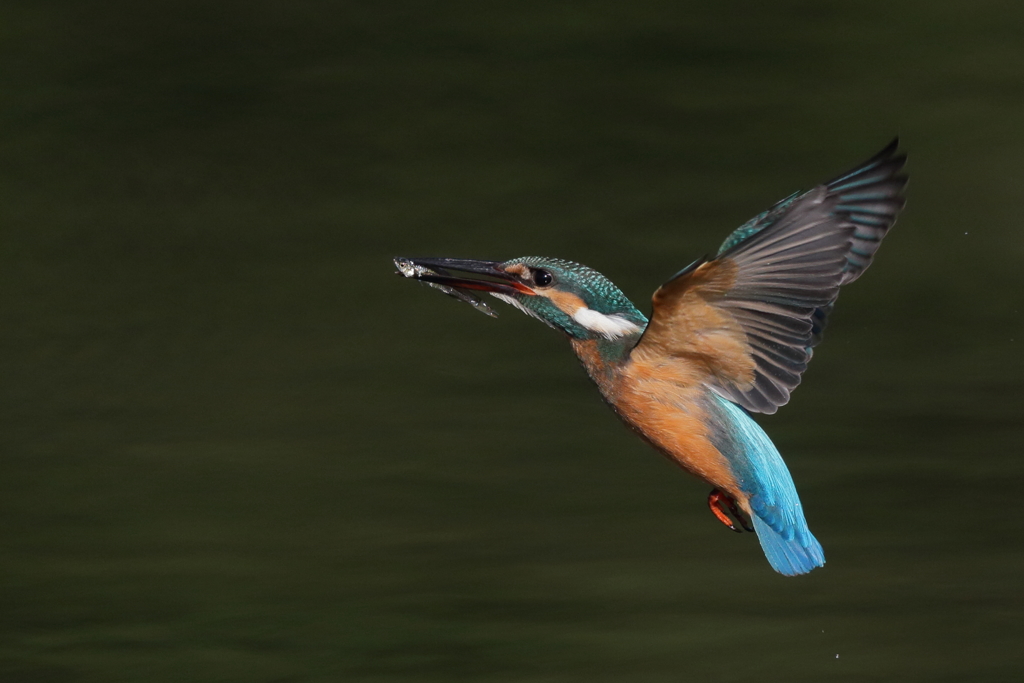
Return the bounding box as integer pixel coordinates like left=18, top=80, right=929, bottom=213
left=707, top=489, right=754, bottom=533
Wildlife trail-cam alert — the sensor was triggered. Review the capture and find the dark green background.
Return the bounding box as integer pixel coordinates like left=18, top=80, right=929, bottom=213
left=3, top=2, right=1023, bottom=681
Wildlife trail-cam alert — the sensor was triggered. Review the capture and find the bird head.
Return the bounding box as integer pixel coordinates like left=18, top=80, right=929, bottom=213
left=395, top=256, right=648, bottom=341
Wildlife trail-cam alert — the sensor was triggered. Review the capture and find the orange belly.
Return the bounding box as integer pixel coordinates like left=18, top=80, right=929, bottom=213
left=570, top=338, right=743, bottom=498
left=607, top=353, right=742, bottom=497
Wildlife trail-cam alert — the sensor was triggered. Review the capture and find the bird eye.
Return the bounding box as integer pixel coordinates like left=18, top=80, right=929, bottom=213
left=532, top=269, right=553, bottom=287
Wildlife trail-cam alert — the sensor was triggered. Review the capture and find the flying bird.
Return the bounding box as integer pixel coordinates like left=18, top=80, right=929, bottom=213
left=395, top=140, right=907, bottom=575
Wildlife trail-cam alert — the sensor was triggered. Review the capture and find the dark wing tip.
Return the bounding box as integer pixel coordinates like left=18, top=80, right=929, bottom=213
left=825, top=138, right=908, bottom=285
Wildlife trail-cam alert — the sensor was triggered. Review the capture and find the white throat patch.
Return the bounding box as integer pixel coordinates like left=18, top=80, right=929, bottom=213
left=572, top=307, right=641, bottom=339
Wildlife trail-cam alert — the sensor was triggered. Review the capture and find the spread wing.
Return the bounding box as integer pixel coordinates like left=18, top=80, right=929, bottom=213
left=629, top=140, right=907, bottom=414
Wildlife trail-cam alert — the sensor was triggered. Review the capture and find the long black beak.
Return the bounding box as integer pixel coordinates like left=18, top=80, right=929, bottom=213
left=393, top=257, right=535, bottom=296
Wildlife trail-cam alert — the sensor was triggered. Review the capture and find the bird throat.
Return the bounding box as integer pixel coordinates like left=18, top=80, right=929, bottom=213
left=569, top=335, right=639, bottom=387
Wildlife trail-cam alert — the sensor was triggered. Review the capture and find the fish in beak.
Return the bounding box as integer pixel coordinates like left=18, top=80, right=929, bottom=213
left=393, top=257, right=536, bottom=317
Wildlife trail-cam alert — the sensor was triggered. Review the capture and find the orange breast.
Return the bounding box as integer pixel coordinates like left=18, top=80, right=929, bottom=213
left=573, top=340, right=742, bottom=497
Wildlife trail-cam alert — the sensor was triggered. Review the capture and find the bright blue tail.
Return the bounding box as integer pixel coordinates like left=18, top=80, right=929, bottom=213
left=751, top=513, right=825, bottom=576
left=707, top=394, right=826, bottom=576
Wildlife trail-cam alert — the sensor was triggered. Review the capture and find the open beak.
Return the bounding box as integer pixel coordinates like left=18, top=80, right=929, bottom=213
left=393, top=257, right=535, bottom=296
left=394, top=256, right=535, bottom=318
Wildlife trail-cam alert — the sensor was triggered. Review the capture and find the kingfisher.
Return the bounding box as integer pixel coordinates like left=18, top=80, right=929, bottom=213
left=395, top=140, right=907, bottom=576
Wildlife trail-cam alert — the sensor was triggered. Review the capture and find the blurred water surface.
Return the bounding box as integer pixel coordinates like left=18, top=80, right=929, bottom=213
left=3, top=2, right=1024, bottom=681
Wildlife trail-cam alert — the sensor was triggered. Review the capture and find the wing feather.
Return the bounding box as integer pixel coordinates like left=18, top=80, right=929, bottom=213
left=630, top=141, right=907, bottom=413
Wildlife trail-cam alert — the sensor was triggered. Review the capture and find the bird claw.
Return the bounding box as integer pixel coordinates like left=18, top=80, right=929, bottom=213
left=707, top=489, right=754, bottom=533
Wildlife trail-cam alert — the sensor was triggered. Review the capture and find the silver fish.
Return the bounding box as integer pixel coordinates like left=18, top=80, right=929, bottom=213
left=394, top=257, right=498, bottom=318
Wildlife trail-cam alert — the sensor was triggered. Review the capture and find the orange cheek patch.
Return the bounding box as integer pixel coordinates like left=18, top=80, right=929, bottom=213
left=544, top=290, right=587, bottom=316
